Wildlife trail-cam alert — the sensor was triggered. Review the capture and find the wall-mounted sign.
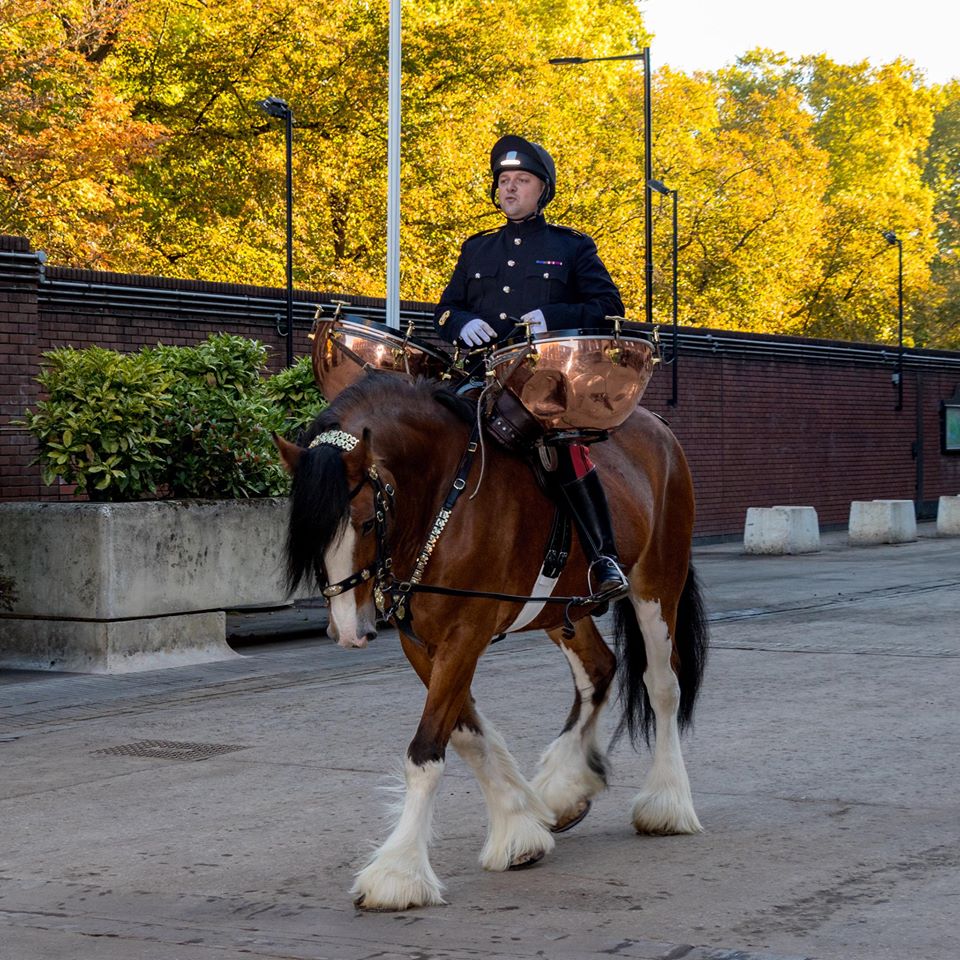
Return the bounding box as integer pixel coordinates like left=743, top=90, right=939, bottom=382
left=942, top=385, right=960, bottom=454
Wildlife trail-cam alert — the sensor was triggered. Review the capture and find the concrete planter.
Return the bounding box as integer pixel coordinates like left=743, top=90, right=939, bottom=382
left=0, top=498, right=296, bottom=673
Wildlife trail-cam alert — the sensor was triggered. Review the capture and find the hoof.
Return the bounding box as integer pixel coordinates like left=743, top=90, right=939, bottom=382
left=508, top=849, right=545, bottom=870
left=550, top=799, right=592, bottom=834
left=351, top=860, right=445, bottom=910
left=631, top=790, right=703, bottom=836
left=354, top=894, right=416, bottom=912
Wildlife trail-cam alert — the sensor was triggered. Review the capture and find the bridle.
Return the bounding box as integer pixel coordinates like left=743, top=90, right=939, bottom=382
left=313, top=424, right=481, bottom=623
left=319, top=464, right=396, bottom=601
left=308, top=430, right=395, bottom=601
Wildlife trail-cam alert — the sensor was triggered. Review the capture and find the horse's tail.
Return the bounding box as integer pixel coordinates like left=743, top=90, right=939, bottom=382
left=613, top=564, right=709, bottom=748
left=284, top=444, right=350, bottom=595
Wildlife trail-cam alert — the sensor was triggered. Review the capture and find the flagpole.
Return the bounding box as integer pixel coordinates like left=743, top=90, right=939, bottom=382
left=385, top=0, right=401, bottom=329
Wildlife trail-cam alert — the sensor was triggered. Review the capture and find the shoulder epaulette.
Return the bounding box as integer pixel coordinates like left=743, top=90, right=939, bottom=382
left=547, top=223, right=584, bottom=238
left=463, top=225, right=504, bottom=243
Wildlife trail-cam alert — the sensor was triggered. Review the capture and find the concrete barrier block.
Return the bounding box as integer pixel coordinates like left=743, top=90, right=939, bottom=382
left=744, top=506, right=820, bottom=555
left=936, top=495, right=960, bottom=536
left=848, top=499, right=917, bottom=545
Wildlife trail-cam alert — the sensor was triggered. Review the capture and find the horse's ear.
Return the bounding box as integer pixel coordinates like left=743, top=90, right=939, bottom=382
left=341, top=427, right=373, bottom=482
left=274, top=433, right=302, bottom=474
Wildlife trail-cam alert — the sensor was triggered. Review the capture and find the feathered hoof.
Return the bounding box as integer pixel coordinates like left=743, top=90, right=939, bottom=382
left=550, top=799, right=592, bottom=834
left=480, top=815, right=555, bottom=872
left=351, top=862, right=445, bottom=911
left=631, top=789, right=703, bottom=836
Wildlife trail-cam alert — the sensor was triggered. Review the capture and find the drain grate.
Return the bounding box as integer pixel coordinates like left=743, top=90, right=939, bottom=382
left=92, top=739, right=248, bottom=762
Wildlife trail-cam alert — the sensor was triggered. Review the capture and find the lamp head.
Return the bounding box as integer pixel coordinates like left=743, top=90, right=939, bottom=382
left=258, top=96, right=291, bottom=119
left=883, top=230, right=899, bottom=245
left=647, top=178, right=671, bottom=196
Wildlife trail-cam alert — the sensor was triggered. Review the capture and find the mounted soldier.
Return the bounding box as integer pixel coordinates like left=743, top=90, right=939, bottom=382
left=433, top=135, right=629, bottom=599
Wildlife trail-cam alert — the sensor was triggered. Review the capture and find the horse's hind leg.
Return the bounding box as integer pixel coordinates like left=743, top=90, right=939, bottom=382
left=450, top=702, right=556, bottom=871
left=630, top=596, right=702, bottom=835
left=531, top=617, right=616, bottom=831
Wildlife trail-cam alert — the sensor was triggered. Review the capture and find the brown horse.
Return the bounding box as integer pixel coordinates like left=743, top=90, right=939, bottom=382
left=276, top=372, right=707, bottom=910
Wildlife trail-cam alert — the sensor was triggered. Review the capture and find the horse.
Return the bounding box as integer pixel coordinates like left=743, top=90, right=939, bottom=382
left=275, top=371, right=708, bottom=911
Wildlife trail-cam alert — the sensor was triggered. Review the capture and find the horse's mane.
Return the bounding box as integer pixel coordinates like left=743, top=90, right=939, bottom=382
left=300, top=374, right=473, bottom=445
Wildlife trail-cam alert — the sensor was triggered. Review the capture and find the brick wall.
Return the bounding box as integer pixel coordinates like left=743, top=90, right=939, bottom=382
left=3, top=234, right=959, bottom=537
left=0, top=236, right=42, bottom=500
left=655, top=351, right=957, bottom=537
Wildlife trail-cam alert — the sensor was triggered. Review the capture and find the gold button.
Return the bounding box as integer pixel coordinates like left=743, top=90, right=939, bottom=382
left=507, top=260, right=515, bottom=267
left=514, top=238, right=521, bottom=245
left=438, top=309, right=450, bottom=327
left=502, top=285, right=510, bottom=293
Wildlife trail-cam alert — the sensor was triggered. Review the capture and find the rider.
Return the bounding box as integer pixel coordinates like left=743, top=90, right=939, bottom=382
left=433, top=134, right=629, bottom=599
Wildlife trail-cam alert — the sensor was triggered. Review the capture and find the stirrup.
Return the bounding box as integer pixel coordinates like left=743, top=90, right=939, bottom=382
left=590, top=557, right=629, bottom=600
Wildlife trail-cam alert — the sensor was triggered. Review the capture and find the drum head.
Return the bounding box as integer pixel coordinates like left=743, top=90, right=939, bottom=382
left=488, top=333, right=657, bottom=432
left=312, top=316, right=451, bottom=400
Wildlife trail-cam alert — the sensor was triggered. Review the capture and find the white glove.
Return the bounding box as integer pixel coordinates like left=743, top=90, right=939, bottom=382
left=460, top=317, right=497, bottom=347
left=521, top=309, right=547, bottom=334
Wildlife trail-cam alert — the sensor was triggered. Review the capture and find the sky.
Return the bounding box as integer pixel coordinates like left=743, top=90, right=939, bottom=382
left=641, top=0, right=958, bottom=86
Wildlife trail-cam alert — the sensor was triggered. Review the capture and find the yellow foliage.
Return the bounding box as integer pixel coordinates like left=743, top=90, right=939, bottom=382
left=0, top=2, right=957, bottom=346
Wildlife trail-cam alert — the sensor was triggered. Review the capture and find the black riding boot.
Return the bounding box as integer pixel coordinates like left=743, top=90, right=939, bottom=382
left=560, top=468, right=630, bottom=599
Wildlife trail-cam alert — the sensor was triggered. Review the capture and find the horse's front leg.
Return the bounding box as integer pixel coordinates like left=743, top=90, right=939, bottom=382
left=450, top=701, right=556, bottom=871
left=351, top=637, right=479, bottom=910
left=394, top=634, right=555, bottom=874
left=531, top=616, right=616, bottom=831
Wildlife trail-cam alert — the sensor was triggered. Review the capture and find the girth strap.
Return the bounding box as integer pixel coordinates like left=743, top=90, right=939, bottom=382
left=499, top=506, right=571, bottom=634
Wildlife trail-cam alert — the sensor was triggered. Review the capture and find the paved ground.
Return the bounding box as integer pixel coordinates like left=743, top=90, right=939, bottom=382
left=1, top=528, right=958, bottom=960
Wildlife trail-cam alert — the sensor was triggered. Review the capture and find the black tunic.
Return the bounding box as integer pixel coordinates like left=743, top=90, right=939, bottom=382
left=434, top=214, right=624, bottom=345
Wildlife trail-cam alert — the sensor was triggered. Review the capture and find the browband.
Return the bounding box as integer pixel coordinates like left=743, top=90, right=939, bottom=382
left=309, top=429, right=359, bottom=452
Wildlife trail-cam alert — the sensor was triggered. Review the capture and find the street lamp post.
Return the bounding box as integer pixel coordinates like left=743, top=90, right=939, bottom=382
left=648, top=179, right=678, bottom=405
left=549, top=49, right=653, bottom=328
left=259, top=96, right=295, bottom=367
left=883, top=230, right=904, bottom=412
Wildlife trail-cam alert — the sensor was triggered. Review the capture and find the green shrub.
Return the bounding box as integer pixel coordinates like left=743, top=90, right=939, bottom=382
left=263, top=356, right=327, bottom=440
left=21, top=334, right=312, bottom=501
left=147, top=335, right=288, bottom=498
left=20, top=346, right=174, bottom=500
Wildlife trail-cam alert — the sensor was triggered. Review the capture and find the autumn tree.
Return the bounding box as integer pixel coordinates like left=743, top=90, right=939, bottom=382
left=799, top=56, right=938, bottom=345
left=648, top=58, right=829, bottom=334
left=0, top=2, right=956, bottom=347
left=0, top=0, right=165, bottom=266
left=919, top=80, right=960, bottom=347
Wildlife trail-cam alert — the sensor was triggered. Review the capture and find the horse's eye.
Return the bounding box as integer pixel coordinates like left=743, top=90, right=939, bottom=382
left=360, top=518, right=375, bottom=536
